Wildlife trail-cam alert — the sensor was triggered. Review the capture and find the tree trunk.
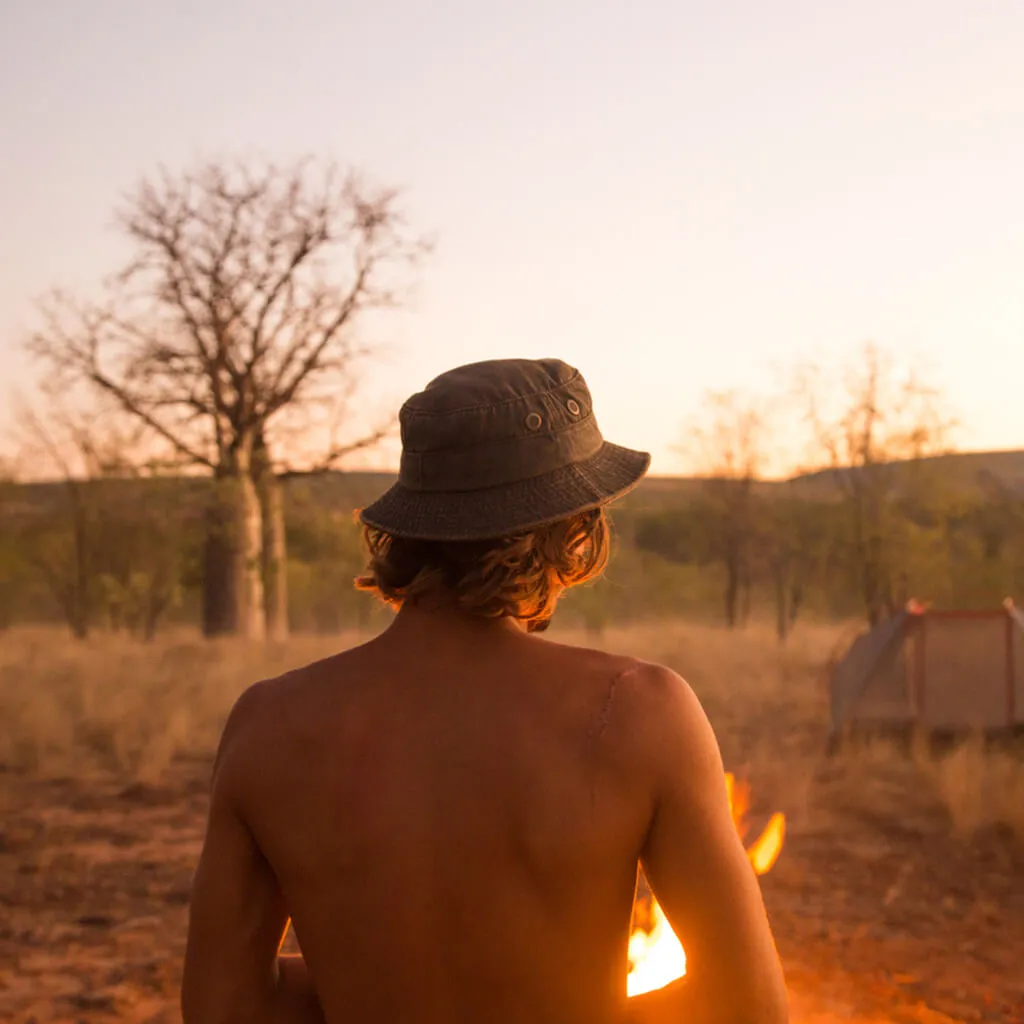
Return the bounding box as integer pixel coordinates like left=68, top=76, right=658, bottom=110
left=70, top=485, right=91, bottom=639
left=262, top=473, right=289, bottom=641
left=724, top=554, right=740, bottom=628
left=789, top=579, right=803, bottom=629
left=202, top=470, right=265, bottom=639
left=773, top=561, right=790, bottom=645
left=142, top=601, right=162, bottom=642
left=142, top=579, right=172, bottom=641
left=202, top=478, right=236, bottom=637
left=235, top=470, right=265, bottom=640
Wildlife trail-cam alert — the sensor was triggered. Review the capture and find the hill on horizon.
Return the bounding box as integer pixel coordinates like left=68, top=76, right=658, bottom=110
left=7, top=448, right=1024, bottom=514
left=298, top=447, right=1024, bottom=512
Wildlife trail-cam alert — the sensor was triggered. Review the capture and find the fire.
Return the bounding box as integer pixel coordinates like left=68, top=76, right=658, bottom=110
left=626, top=898, right=688, bottom=997
left=626, top=772, right=786, bottom=997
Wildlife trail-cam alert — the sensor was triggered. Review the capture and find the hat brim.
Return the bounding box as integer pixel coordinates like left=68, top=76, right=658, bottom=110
left=359, top=441, right=651, bottom=541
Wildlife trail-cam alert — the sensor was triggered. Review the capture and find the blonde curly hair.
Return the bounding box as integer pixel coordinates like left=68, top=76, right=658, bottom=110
left=354, top=507, right=610, bottom=632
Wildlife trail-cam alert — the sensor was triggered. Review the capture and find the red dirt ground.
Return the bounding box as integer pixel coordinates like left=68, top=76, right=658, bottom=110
left=2, top=762, right=1022, bottom=1024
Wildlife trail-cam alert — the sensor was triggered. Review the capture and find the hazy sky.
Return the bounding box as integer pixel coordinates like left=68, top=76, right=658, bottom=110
left=2, top=1, right=1023, bottom=475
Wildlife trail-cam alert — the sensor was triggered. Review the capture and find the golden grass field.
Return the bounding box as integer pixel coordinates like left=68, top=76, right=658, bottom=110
left=2, top=619, right=1023, bottom=1023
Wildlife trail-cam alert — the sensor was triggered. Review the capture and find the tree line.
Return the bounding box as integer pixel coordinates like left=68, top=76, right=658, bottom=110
left=15, top=157, right=428, bottom=641
left=3, top=156, right=1021, bottom=642
left=4, top=413, right=1021, bottom=643
left=3, top=431, right=1022, bottom=642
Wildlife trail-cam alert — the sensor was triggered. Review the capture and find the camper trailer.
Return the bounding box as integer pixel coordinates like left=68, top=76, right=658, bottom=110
left=829, top=599, right=1024, bottom=741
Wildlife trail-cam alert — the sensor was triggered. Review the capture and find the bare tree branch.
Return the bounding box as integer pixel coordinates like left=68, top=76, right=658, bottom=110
left=279, top=421, right=397, bottom=480
left=25, top=156, right=428, bottom=637
left=27, top=157, right=427, bottom=473
left=793, top=341, right=958, bottom=625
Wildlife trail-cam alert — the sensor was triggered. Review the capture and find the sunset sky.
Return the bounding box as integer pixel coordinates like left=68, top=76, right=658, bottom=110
left=2, top=1, right=1022, bottom=476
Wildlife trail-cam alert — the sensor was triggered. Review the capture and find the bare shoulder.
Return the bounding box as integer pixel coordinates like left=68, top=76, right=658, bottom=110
left=541, top=640, right=694, bottom=710
left=537, top=637, right=708, bottom=747
left=211, top=677, right=277, bottom=778
left=212, top=652, right=346, bottom=772
left=570, top=650, right=722, bottom=782
left=606, top=657, right=709, bottom=739
left=620, top=658, right=707, bottom=724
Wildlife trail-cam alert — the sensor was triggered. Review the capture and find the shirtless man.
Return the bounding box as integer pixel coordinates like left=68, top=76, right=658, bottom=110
left=181, top=358, right=788, bottom=1024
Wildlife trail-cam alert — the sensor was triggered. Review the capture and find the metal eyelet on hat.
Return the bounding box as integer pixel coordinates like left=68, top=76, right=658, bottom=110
left=525, top=411, right=543, bottom=431
left=566, top=399, right=581, bottom=416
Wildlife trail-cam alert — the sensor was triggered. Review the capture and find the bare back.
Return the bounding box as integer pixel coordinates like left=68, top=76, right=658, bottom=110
left=183, top=608, right=787, bottom=1024
left=240, top=615, right=653, bottom=1023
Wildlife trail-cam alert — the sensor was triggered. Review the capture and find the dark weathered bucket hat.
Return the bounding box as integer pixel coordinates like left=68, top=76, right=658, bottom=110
left=360, top=358, right=650, bottom=541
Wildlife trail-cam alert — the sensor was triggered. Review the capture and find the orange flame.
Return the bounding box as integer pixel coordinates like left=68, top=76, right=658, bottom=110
left=626, top=772, right=785, bottom=996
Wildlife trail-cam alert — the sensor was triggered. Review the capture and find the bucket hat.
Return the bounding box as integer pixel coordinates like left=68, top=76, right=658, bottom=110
left=360, top=358, right=649, bottom=541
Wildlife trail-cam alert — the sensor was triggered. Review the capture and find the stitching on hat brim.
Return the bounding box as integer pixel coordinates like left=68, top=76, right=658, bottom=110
left=358, top=443, right=651, bottom=541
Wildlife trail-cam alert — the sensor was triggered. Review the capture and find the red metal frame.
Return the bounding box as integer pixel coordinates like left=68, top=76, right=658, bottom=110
left=919, top=609, right=1008, bottom=620
left=914, top=614, right=927, bottom=720
left=1007, top=611, right=1016, bottom=728
left=904, top=601, right=1017, bottom=727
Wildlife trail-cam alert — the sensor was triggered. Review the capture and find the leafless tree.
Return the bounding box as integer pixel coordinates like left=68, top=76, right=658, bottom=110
left=0, top=456, right=24, bottom=631
left=759, top=480, right=827, bottom=644
left=28, top=157, right=427, bottom=637
left=681, top=390, right=769, bottom=628
left=796, top=342, right=956, bottom=626
left=14, top=391, right=148, bottom=637
left=10, top=389, right=198, bottom=639
left=253, top=397, right=394, bottom=641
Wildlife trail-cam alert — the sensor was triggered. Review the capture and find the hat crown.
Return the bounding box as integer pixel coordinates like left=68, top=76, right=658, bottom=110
left=398, top=359, right=603, bottom=493
left=402, top=358, right=590, bottom=446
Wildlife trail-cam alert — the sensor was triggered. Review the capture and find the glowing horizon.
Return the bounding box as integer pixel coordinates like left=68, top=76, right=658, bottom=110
left=2, top=2, right=1022, bottom=473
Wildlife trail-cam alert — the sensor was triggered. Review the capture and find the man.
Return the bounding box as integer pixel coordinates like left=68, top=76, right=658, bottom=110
left=182, top=358, right=788, bottom=1024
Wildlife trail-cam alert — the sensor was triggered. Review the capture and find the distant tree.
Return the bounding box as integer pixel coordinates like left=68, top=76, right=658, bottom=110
left=282, top=486, right=384, bottom=633
left=255, top=419, right=392, bottom=641
left=28, top=157, right=426, bottom=638
left=14, top=390, right=192, bottom=639
left=680, top=390, right=768, bottom=628
left=796, top=342, right=956, bottom=626
left=92, top=477, right=199, bottom=640
left=0, top=458, right=21, bottom=631
left=632, top=503, right=715, bottom=568
left=16, top=395, right=135, bottom=637
left=953, top=482, right=1024, bottom=603
left=759, top=486, right=828, bottom=643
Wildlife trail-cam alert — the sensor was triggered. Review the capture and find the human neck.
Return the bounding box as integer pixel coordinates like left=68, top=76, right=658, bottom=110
left=389, top=600, right=528, bottom=637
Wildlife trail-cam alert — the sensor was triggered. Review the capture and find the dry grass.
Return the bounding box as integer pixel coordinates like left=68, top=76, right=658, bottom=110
left=924, top=738, right=1024, bottom=840
left=4, top=617, right=1024, bottom=1022
left=2, top=618, right=1023, bottom=842
left=0, top=627, right=360, bottom=785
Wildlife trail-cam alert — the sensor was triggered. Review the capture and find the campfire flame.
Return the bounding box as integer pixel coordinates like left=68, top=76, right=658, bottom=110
left=626, top=772, right=785, bottom=997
